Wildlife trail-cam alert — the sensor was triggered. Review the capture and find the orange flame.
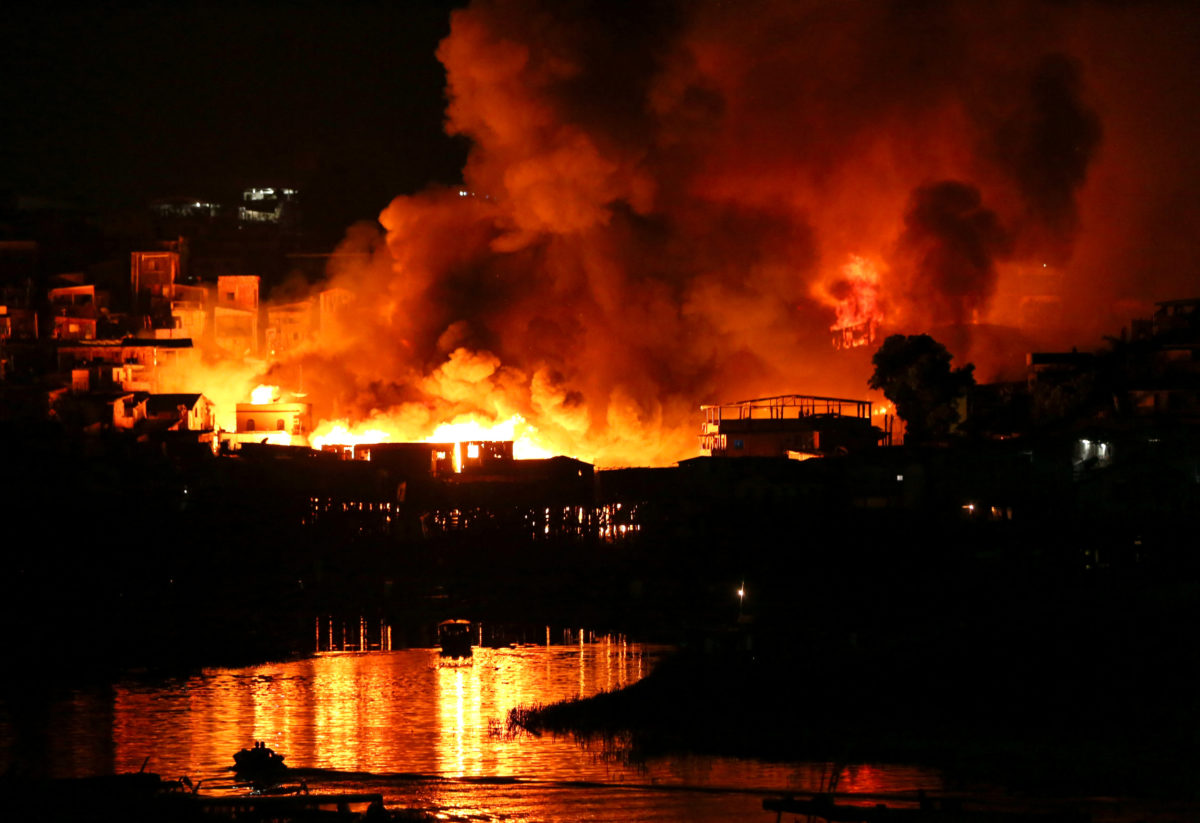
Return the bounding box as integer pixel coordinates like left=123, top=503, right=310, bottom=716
left=311, top=413, right=555, bottom=460
left=251, top=384, right=279, bottom=404
left=815, top=255, right=884, bottom=350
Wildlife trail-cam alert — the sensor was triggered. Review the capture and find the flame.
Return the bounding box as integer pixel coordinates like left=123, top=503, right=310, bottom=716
left=310, top=423, right=392, bottom=452
left=815, top=255, right=884, bottom=350
left=251, top=384, right=279, bottom=405
left=253, top=431, right=298, bottom=447
left=145, top=0, right=1163, bottom=463
left=311, top=413, right=556, bottom=461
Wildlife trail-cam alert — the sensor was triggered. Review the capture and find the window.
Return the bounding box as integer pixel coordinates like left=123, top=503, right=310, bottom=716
left=733, top=439, right=744, bottom=450
left=246, top=419, right=256, bottom=432
left=276, top=418, right=285, bottom=431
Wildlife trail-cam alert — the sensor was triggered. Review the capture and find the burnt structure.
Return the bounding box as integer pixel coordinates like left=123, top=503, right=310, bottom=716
left=699, top=394, right=889, bottom=458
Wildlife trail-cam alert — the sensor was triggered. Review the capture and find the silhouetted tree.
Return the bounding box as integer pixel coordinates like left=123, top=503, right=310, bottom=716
left=868, top=334, right=975, bottom=443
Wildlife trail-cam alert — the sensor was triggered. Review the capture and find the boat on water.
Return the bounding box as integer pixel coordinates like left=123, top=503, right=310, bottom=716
left=232, top=741, right=287, bottom=784
left=438, top=619, right=474, bottom=660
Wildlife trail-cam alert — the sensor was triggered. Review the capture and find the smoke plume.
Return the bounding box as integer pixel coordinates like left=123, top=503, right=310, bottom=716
left=263, top=0, right=1199, bottom=465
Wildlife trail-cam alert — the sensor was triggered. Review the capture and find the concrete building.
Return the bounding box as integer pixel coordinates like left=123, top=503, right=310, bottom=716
left=214, top=275, right=260, bottom=355
left=230, top=400, right=312, bottom=447
left=265, top=299, right=316, bottom=357
left=146, top=393, right=215, bottom=432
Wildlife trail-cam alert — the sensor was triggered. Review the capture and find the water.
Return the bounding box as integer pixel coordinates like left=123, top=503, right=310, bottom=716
left=5, top=642, right=1157, bottom=822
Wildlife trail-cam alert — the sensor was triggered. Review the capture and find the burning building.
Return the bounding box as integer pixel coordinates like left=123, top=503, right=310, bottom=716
left=232, top=397, right=313, bottom=447
left=299, top=436, right=595, bottom=543
left=33, top=1, right=1192, bottom=473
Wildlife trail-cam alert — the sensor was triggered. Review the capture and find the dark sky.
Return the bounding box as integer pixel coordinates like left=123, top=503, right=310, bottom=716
left=1, top=2, right=469, bottom=237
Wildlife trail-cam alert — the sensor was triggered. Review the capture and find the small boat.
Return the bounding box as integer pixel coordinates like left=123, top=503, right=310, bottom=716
left=438, top=619, right=473, bottom=659
left=232, top=741, right=287, bottom=782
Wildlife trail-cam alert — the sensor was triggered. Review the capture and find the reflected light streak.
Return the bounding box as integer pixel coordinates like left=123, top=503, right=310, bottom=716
left=101, top=642, right=947, bottom=819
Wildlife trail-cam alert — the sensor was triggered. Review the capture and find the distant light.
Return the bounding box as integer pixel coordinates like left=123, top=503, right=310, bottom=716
left=896, top=474, right=904, bottom=482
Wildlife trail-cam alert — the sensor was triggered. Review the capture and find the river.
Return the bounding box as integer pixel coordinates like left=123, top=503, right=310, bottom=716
left=0, top=641, right=1184, bottom=822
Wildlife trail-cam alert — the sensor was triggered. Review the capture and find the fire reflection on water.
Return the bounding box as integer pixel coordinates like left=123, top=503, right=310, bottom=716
left=4, top=644, right=947, bottom=821
left=103, top=643, right=663, bottom=782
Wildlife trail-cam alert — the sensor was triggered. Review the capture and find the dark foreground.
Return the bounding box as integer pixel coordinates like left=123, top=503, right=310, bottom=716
left=510, top=577, right=1200, bottom=803
left=0, top=772, right=438, bottom=823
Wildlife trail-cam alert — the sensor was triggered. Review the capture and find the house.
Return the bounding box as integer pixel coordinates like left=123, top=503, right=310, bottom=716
left=145, top=393, right=214, bottom=432
left=214, top=275, right=259, bottom=355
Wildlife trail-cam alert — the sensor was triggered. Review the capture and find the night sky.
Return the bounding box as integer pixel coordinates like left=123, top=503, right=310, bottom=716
left=1, top=2, right=469, bottom=239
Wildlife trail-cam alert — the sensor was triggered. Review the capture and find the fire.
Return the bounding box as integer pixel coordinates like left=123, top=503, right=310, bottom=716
left=146, top=1, right=1139, bottom=464
left=251, top=384, right=279, bottom=404
left=310, top=423, right=392, bottom=452
left=311, top=413, right=556, bottom=460
left=252, top=431, right=297, bottom=447
left=817, top=255, right=884, bottom=350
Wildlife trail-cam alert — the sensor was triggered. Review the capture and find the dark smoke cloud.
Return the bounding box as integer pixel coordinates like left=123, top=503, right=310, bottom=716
left=889, top=181, right=1012, bottom=328
left=991, top=53, right=1103, bottom=262
left=281, top=0, right=1199, bottom=464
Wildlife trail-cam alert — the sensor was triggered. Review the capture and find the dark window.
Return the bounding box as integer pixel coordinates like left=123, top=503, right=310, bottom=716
left=733, top=439, right=744, bottom=449
left=276, top=418, right=285, bottom=431
left=246, top=419, right=256, bottom=432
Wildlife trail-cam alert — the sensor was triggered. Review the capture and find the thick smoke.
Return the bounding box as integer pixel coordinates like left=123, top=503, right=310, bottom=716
left=991, top=53, right=1103, bottom=263
left=888, top=181, right=1011, bottom=328
left=274, top=0, right=1199, bottom=465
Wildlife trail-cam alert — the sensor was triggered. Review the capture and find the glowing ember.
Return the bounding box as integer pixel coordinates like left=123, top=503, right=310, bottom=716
left=251, top=385, right=279, bottom=405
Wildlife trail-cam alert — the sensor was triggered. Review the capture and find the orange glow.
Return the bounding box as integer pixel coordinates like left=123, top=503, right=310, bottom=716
left=136, top=0, right=1194, bottom=466
left=250, top=384, right=279, bottom=404
left=310, top=423, right=392, bottom=452
left=311, top=413, right=556, bottom=460
left=251, top=431, right=298, bottom=447
left=815, top=255, right=884, bottom=350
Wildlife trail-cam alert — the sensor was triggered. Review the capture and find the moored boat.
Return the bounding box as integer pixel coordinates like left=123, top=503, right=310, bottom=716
left=232, top=741, right=287, bottom=783
left=437, top=619, right=473, bottom=660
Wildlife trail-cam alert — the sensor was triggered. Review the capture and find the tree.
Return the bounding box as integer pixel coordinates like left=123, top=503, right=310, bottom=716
left=868, top=334, right=975, bottom=444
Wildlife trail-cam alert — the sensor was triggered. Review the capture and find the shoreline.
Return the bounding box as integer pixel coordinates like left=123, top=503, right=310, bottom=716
left=508, top=643, right=1200, bottom=801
